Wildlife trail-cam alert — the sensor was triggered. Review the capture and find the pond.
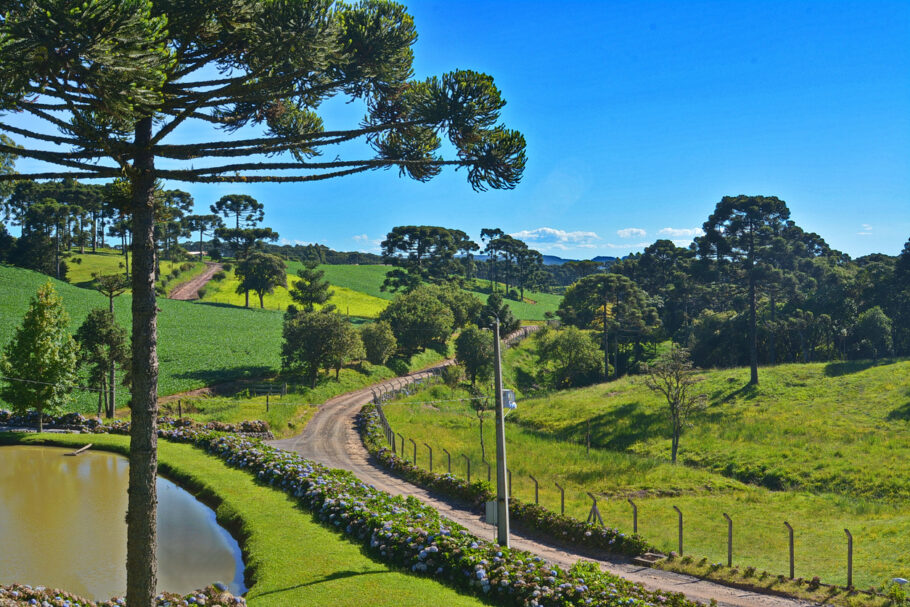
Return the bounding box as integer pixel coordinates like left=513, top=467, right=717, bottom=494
left=0, top=446, right=245, bottom=601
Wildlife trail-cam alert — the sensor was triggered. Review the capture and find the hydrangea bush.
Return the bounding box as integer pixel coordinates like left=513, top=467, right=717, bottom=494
left=358, top=404, right=651, bottom=558
left=0, top=410, right=271, bottom=438
left=2, top=413, right=690, bottom=607
left=0, top=582, right=244, bottom=607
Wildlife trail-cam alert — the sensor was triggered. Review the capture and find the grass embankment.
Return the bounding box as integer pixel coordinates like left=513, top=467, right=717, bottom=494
left=64, top=248, right=207, bottom=296
left=381, top=360, right=910, bottom=589
left=0, top=432, right=487, bottom=607
left=161, top=347, right=448, bottom=439
left=1, top=264, right=282, bottom=411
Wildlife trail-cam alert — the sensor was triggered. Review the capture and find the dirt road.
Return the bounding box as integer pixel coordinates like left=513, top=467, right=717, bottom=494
left=169, top=262, right=222, bottom=300
left=270, top=368, right=812, bottom=607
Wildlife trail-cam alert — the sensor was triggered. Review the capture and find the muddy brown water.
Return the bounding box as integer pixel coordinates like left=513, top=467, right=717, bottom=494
left=0, top=446, right=245, bottom=601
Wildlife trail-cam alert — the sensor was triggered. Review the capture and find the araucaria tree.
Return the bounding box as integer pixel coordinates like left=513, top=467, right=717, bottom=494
left=0, top=4, right=525, bottom=605
left=0, top=282, right=78, bottom=431
left=696, top=195, right=790, bottom=385
left=644, top=345, right=706, bottom=464
left=76, top=309, right=130, bottom=418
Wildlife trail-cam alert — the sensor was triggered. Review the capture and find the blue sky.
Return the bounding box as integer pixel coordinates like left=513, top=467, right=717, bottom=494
left=11, top=1, right=910, bottom=259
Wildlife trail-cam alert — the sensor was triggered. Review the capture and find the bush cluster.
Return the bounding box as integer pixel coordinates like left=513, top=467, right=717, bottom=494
left=358, top=404, right=652, bottom=558
left=0, top=410, right=272, bottom=438
left=0, top=582, right=244, bottom=607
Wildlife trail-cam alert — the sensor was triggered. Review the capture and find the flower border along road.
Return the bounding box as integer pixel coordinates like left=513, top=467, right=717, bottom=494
left=2, top=414, right=700, bottom=607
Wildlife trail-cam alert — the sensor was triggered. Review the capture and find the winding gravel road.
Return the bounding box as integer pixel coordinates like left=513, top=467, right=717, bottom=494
left=270, top=364, right=814, bottom=607
left=168, top=262, right=222, bottom=300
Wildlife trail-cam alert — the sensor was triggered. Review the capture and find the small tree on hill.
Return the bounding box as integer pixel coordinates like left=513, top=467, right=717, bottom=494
left=282, top=309, right=351, bottom=387
left=91, top=272, right=129, bottom=414
left=644, top=345, right=706, bottom=464
left=536, top=327, right=603, bottom=388
left=290, top=261, right=335, bottom=312
left=0, top=282, right=78, bottom=431
left=850, top=306, right=893, bottom=361
left=478, top=292, right=520, bottom=335
left=76, top=309, right=129, bottom=418
left=379, top=286, right=454, bottom=355
left=361, top=321, right=397, bottom=365
left=235, top=251, right=287, bottom=309
left=455, top=326, right=494, bottom=386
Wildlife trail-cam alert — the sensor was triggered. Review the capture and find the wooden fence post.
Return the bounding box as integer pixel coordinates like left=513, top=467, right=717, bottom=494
left=484, top=460, right=491, bottom=482
left=723, top=512, right=732, bottom=567
left=443, top=448, right=451, bottom=473
left=409, top=438, right=417, bottom=465
left=529, top=474, right=539, bottom=505
left=555, top=482, right=565, bottom=515
left=627, top=498, right=637, bottom=534
left=673, top=505, right=683, bottom=555
left=177, top=399, right=182, bottom=419
left=266, top=392, right=269, bottom=412
left=397, top=433, right=405, bottom=459
left=784, top=521, right=794, bottom=579
left=424, top=443, right=433, bottom=471
left=461, top=454, right=470, bottom=482
left=845, top=528, right=853, bottom=588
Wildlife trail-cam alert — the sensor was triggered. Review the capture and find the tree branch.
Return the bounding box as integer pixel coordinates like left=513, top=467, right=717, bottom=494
left=156, top=166, right=373, bottom=183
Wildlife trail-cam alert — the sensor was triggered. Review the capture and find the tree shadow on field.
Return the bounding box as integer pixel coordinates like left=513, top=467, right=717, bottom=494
left=172, top=365, right=275, bottom=387
left=252, top=569, right=388, bottom=598
left=824, top=358, right=897, bottom=377
left=549, top=403, right=668, bottom=451
left=886, top=393, right=910, bottom=421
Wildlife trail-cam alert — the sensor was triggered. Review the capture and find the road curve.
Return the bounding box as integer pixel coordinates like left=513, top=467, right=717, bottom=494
left=270, top=367, right=813, bottom=607
left=169, top=262, right=222, bottom=300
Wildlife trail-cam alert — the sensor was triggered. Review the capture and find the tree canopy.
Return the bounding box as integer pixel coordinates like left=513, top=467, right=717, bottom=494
left=0, top=3, right=526, bottom=604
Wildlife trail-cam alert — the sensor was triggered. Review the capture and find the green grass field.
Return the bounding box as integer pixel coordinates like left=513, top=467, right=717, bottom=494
left=1, top=264, right=282, bottom=411
left=64, top=248, right=207, bottom=296
left=1, top=432, right=487, bottom=607
left=380, top=360, right=910, bottom=589
left=199, top=266, right=389, bottom=318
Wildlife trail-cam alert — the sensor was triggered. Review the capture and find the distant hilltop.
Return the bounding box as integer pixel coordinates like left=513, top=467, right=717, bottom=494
left=473, top=253, right=619, bottom=266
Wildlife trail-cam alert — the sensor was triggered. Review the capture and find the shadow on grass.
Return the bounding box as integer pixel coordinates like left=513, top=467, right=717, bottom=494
left=251, top=569, right=389, bottom=598
left=172, top=365, right=276, bottom=386
left=886, top=397, right=910, bottom=421
left=824, top=358, right=898, bottom=377
left=539, top=403, right=668, bottom=451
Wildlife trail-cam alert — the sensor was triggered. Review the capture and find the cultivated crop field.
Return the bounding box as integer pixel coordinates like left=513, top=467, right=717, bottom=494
left=381, top=358, right=910, bottom=588
left=0, top=264, right=282, bottom=411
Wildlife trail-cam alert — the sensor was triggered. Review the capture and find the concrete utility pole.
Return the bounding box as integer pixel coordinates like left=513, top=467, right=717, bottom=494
left=493, top=318, right=510, bottom=547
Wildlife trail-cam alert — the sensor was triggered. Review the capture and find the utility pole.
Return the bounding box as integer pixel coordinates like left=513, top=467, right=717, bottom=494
left=493, top=318, right=510, bottom=547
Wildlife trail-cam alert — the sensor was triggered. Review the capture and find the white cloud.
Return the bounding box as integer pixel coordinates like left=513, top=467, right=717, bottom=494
left=617, top=227, right=646, bottom=239
left=658, top=227, right=704, bottom=238
left=510, top=227, right=600, bottom=244
left=603, top=241, right=650, bottom=249
left=352, top=233, right=369, bottom=242
left=857, top=224, right=873, bottom=236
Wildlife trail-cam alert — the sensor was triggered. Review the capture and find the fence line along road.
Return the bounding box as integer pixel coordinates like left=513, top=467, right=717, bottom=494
left=269, top=328, right=812, bottom=607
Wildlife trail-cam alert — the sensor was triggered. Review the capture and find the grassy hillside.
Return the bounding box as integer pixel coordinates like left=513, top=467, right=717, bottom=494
left=1, top=264, right=282, bottom=411
left=198, top=266, right=389, bottom=318
left=65, top=248, right=207, bottom=296
left=198, top=262, right=562, bottom=321
left=381, top=360, right=910, bottom=588
left=2, top=264, right=448, bottom=418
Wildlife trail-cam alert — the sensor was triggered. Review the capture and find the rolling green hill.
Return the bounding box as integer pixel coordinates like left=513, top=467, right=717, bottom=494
left=381, top=358, right=910, bottom=588
left=1, top=264, right=282, bottom=411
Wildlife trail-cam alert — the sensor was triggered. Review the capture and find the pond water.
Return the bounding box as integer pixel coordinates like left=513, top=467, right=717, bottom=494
left=0, top=446, right=245, bottom=601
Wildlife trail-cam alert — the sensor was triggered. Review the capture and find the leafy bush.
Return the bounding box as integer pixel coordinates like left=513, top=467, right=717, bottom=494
left=221, top=262, right=233, bottom=272
left=212, top=270, right=227, bottom=281
left=361, top=320, right=397, bottom=365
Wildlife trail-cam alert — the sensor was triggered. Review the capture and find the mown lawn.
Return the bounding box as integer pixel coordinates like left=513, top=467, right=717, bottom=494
left=1, top=432, right=488, bottom=607
left=381, top=358, right=910, bottom=588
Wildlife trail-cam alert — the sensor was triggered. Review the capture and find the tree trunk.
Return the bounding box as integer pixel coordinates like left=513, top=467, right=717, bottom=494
left=602, top=303, right=609, bottom=382
left=768, top=289, right=777, bottom=365
left=478, top=415, right=486, bottom=462
left=259, top=292, right=264, bottom=308
left=91, top=213, right=97, bottom=252
left=38, top=408, right=43, bottom=433
left=671, top=429, right=679, bottom=463
left=126, top=116, right=159, bottom=607
left=199, top=229, right=204, bottom=260
left=55, top=226, right=61, bottom=279
left=98, top=375, right=104, bottom=418
left=749, top=273, right=759, bottom=385
left=245, top=290, right=249, bottom=308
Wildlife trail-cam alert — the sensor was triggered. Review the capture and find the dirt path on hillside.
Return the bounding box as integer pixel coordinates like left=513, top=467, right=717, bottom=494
left=269, top=333, right=812, bottom=607
left=169, top=262, right=222, bottom=300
